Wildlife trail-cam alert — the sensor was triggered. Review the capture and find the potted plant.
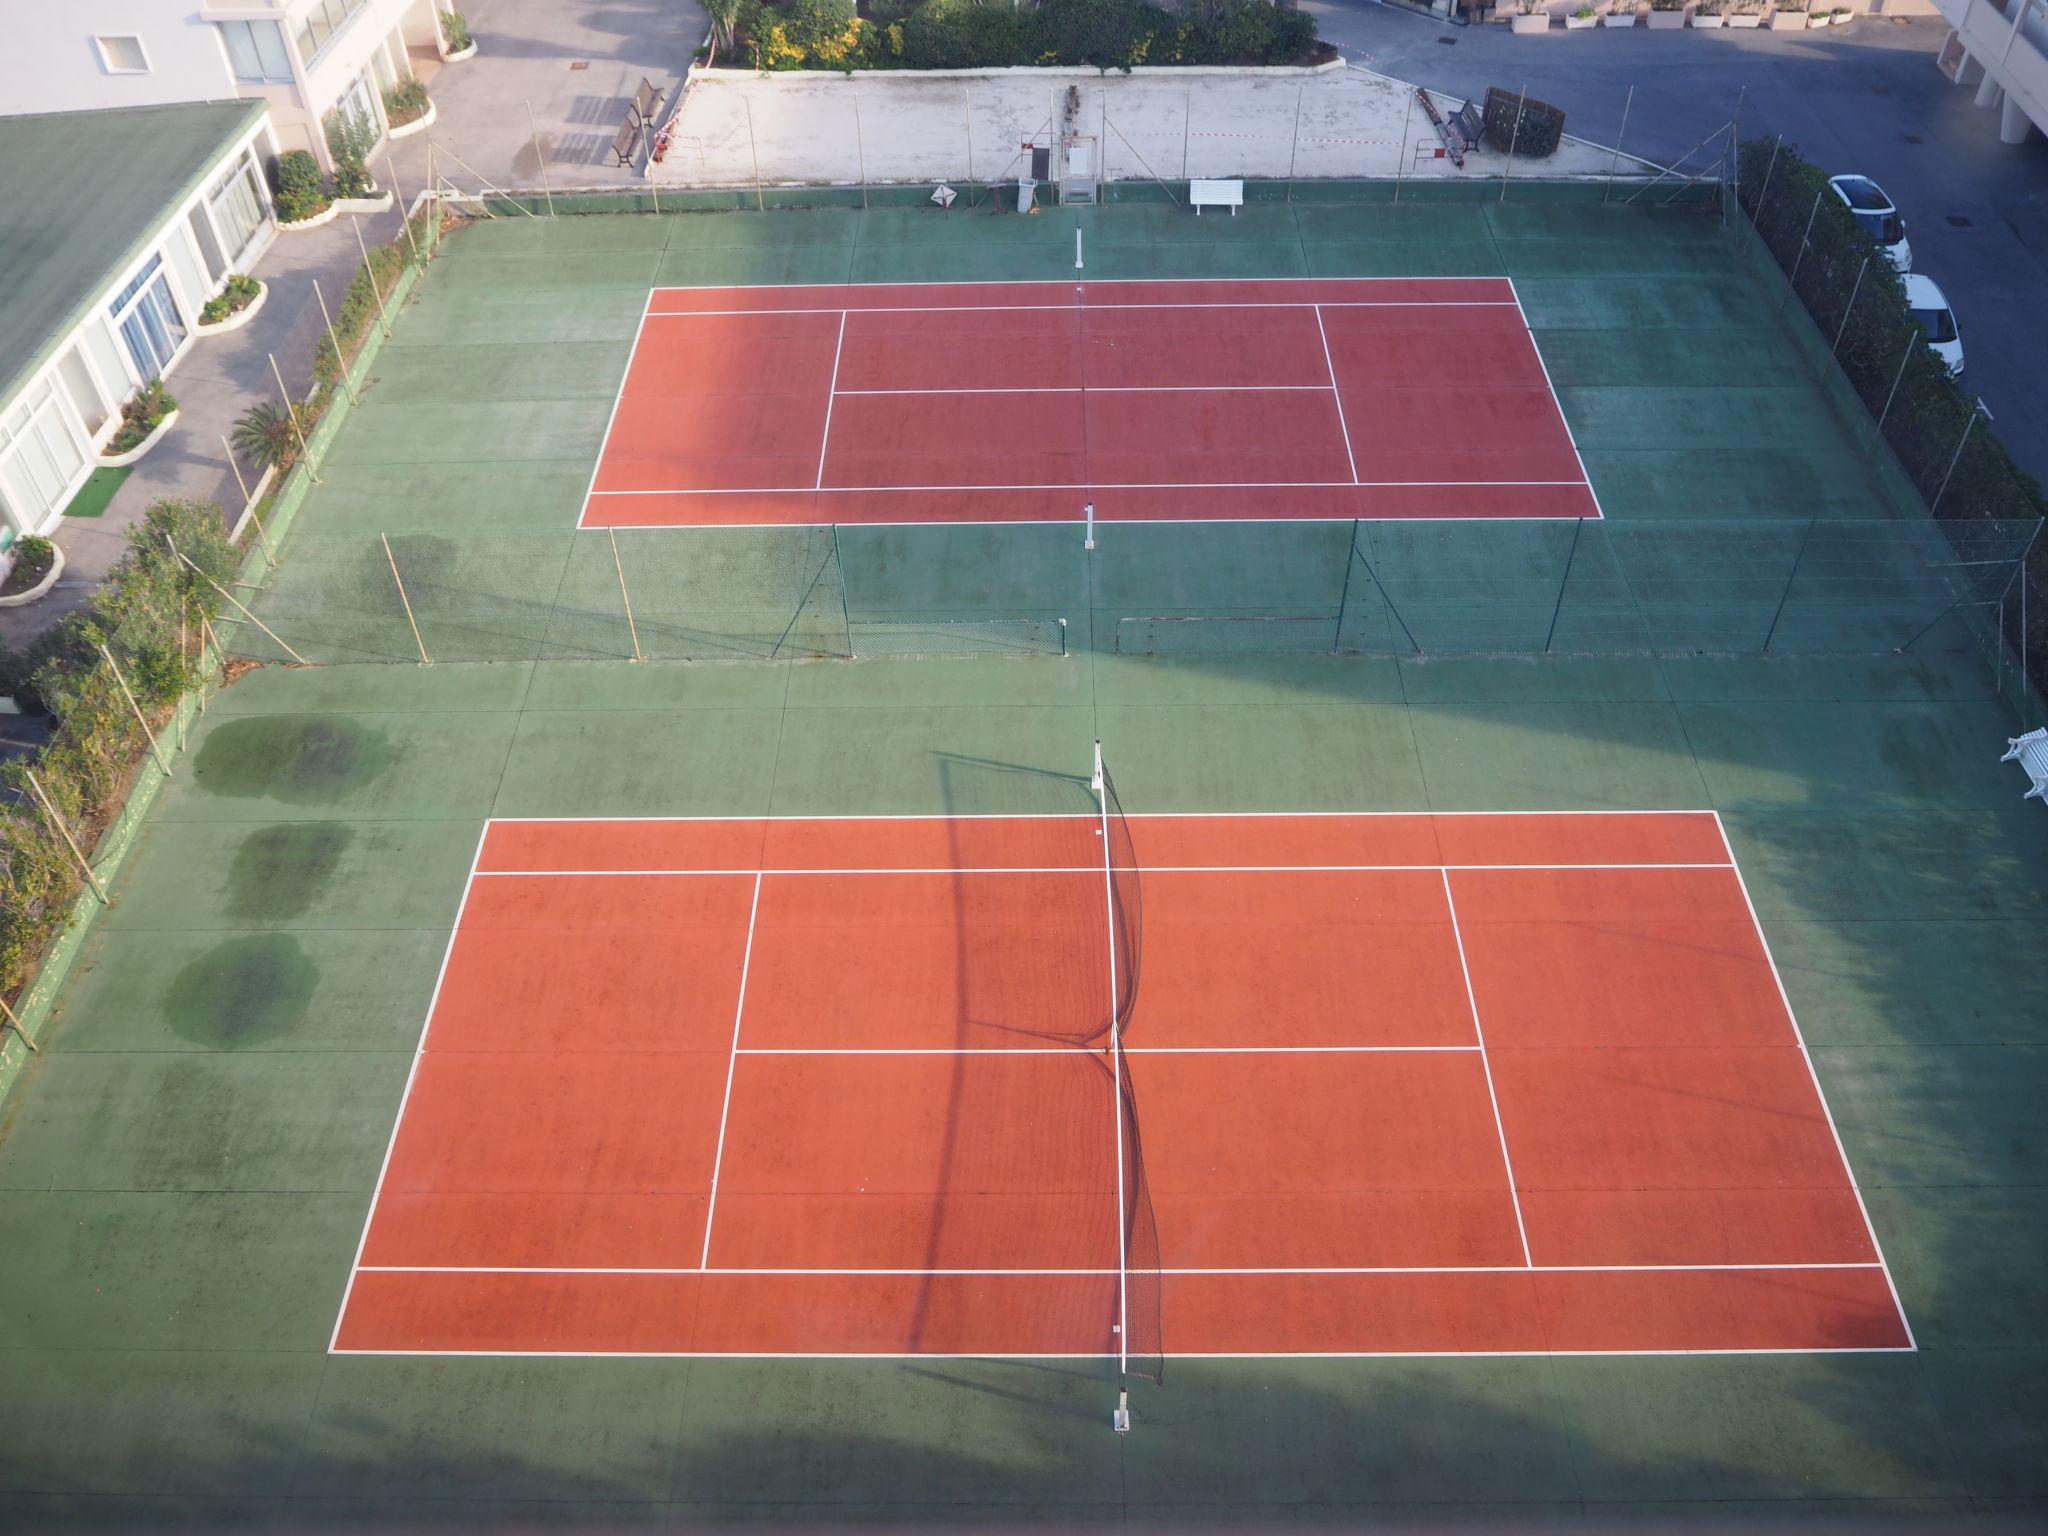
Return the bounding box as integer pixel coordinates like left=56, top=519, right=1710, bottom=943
left=1647, top=0, right=1686, bottom=26
left=195, top=273, right=266, bottom=335
left=384, top=77, right=435, bottom=136
left=1602, top=0, right=1639, bottom=26
left=439, top=8, right=477, bottom=60
left=1728, top=0, right=1765, bottom=23
left=1769, top=0, right=1810, bottom=26
left=1566, top=3, right=1598, bottom=25
left=272, top=149, right=335, bottom=229
left=99, top=380, right=178, bottom=466
left=1692, top=0, right=1727, bottom=24
left=1511, top=0, right=1552, bottom=33
left=1830, top=4, right=1855, bottom=19
left=0, top=536, right=64, bottom=608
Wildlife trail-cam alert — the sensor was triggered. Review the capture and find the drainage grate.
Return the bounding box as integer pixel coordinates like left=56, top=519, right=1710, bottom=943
left=1948, top=214, right=1973, bottom=227
left=1904, top=132, right=1924, bottom=144
left=1437, top=35, right=1457, bottom=43
left=570, top=59, right=590, bottom=70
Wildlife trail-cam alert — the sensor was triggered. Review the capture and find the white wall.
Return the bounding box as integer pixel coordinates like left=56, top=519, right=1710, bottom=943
left=0, top=0, right=238, bottom=116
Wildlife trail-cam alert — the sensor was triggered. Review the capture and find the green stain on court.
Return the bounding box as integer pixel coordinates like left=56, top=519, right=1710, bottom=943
left=161, top=934, right=317, bottom=1049
left=225, top=822, right=353, bottom=921
left=192, top=716, right=398, bottom=805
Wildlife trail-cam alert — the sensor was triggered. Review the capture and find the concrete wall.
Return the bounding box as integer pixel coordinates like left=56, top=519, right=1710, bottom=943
left=0, top=0, right=238, bottom=115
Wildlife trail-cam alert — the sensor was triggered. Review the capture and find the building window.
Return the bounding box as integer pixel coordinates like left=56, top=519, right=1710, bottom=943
left=206, top=150, right=275, bottom=267
left=0, top=381, right=91, bottom=537
left=292, top=0, right=370, bottom=69
left=94, top=34, right=151, bottom=74
left=109, top=254, right=188, bottom=382
left=217, top=20, right=294, bottom=85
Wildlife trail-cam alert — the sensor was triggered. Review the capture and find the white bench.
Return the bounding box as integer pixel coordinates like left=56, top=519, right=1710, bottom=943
left=2001, top=727, right=2048, bottom=803
left=1189, top=178, right=1244, bottom=217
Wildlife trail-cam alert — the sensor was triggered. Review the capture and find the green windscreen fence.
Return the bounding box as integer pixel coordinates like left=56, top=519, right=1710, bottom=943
left=227, top=516, right=2038, bottom=666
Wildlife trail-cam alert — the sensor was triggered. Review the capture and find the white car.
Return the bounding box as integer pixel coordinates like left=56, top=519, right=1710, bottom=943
left=1903, top=273, right=1963, bottom=376
left=1829, top=175, right=1912, bottom=272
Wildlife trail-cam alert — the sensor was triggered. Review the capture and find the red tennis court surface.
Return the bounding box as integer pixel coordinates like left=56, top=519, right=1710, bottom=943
left=578, top=278, right=1602, bottom=529
left=332, top=810, right=1910, bottom=1359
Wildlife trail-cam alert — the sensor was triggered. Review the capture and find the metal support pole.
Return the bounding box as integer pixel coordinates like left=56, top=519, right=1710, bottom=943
left=1075, top=229, right=1083, bottom=270
left=311, top=278, right=357, bottom=405
left=1831, top=254, right=1870, bottom=359
left=1287, top=87, right=1303, bottom=202
left=1543, top=518, right=1586, bottom=654
left=1749, top=133, right=1784, bottom=226
left=1605, top=85, right=1634, bottom=203
left=0, top=993, right=38, bottom=1053
left=526, top=99, right=556, bottom=216
left=854, top=94, right=868, bottom=209
left=381, top=532, right=431, bottom=665
left=1877, top=327, right=1920, bottom=431
left=1502, top=85, right=1528, bottom=201
left=222, top=434, right=253, bottom=506
left=98, top=644, right=173, bottom=777
left=1761, top=517, right=1819, bottom=652
left=24, top=770, right=110, bottom=905
left=385, top=149, right=421, bottom=257
left=1931, top=404, right=1982, bottom=514
left=1783, top=189, right=1825, bottom=312
left=1332, top=520, right=1361, bottom=653
left=1394, top=92, right=1410, bottom=204
left=963, top=88, right=973, bottom=188
left=1182, top=87, right=1191, bottom=181
left=609, top=528, right=643, bottom=662
left=1084, top=501, right=1096, bottom=550
left=176, top=547, right=309, bottom=665
left=350, top=216, right=393, bottom=338
left=268, top=353, right=318, bottom=483
left=745, top=97, right=764, bottom=212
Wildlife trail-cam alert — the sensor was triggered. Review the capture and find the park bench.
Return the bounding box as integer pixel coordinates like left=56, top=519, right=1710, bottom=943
left=1189, top=178, right=1244, bottom=216
left=2001, top=727, right=2048, bottom=803
left=612, top=77, right=666, bottom=167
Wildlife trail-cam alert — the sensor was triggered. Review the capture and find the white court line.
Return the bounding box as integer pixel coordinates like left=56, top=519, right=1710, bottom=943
left=730, top=1045, right=1484, bottom=1056
left=357, top=1261, right=1890, bottom=1277
left=697, top=872, right=763, bottom=1271
left=831, top=385, right=1341, bottom=397
left=814, top=310, right=846, bottom=491
left=1710, top=811, right=1917, bottom=1351
left=578, top=514, right=1598, bottom=530
left=489, top=808, right=1724, bottom=823
left=1313, top=304, right=1360, bottom=487
left=649, top=275, right=1515, bottom=292
left=1505, top=273, right=1608, bottom=523
left=330, top=1346, right=1919, bottom=1360
left=578, top=289, right=651, bottom=511
left=589, top=478, right=1592, bottom=495
left=644, top=301, right=1522, bottom=318
left=1441, top=868, right=1534, bottom=1269
left=327, top=822, right=491, bottom=1355
left=469, top=862, right=1734, bottom=877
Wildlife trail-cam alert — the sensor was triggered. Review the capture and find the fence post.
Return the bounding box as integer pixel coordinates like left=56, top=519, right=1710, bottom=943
left=175, top=547, right=311, bottom=665
left=830, top=523, right=853, bottom=655
left=1501, top=84, right=1528, bottom=202
left=1830, top=254, right=1870, bottom=359
left=24, top=770, right=110, bottom=905
left=1931, top=403, right=1983, bottom=514
left=311, top=278, right=357, bottom=406
left=1604, top=85, right=1635, bottom=203
left=381, top=532, right=431, bottom=665
left=386, top=149, right=421, bottom=257
left=1394, top=90, right=1411, bottom=204
left=1782, top=189, right=1824, bottom=314
left=963, top=88, right=973, bottom=190
left=1749, top=133, right=1784, bottom=226
left=745, top=96, right=764, bottom=213
left=1182, top=87, right=1191, bottom=181
left=349, top=216, right=393, bottom=339
left=526, top=99, right=557, bottom=217
left=853, top=94, right=868, bottom=209
left=97, top=644, right=174, bottom=778
left=1332, top=519, right=1361, bottom=653
left=267, top=353, right=319, bottom=484
left=0, top=994, right=38, bottom=1054
left=1543, top=518, right=1586, bottom=654
left=1761, top=517, right=1819, bottom=652
left=1876, top=327, right=1920, bottom=431
left=1287, top=87, right=1303, bottom=202
left=608, top=528, right=643, bottom=662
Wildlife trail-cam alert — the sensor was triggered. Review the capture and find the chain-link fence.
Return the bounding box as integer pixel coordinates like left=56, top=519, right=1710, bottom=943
left=221, top=517, right=2037, bottom=669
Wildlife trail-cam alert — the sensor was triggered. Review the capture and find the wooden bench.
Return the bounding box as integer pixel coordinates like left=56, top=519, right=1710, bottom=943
left=611, top=117, right=644, bottom=167
left=2002, top=727, right=2048, bottom=803
left=1448, top=102, right=1484, bottom=158
left=612, top=78, right=665, bottom=167
left=1189, top=177, right=1244, bottom=216
left=629, top=77, right=664, bottom=130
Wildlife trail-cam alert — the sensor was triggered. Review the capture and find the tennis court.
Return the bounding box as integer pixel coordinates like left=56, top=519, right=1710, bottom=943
left=332, top=804, right=1906, bottom=1360
left=579, top=277, right=1601, bottom=529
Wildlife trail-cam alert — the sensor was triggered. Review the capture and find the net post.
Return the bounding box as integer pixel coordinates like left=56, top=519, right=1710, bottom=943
left=1076, top=228, right=1084, bottom=270
left=608, top=528, right=644, bottom=662
left=1112, top=1392, right=1130, bottom=1434
left=1083, top=501, right=1095, bottom=550
left=1091, top=738, right=1104, bottom=794
left=381, top=532, right=432, bottom=666
left=1058, top=616, right=1068, bottom=657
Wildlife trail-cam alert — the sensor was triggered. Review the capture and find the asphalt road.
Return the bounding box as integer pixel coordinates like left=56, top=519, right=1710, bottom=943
left=1304, top=0, right=2048, bottom=485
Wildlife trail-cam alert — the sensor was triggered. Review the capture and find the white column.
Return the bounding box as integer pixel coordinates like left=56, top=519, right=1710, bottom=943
left=1974, top=70, right=2005, bottom=109
left=2000, top=91, right=2037, bottom=144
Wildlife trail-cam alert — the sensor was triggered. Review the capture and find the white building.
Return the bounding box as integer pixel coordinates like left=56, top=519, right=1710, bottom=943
left=0, top=0, right=463, bottom=173
left=0, top=101, right=277, bottom=543
left=1937, top=0, right=2048, bottom=145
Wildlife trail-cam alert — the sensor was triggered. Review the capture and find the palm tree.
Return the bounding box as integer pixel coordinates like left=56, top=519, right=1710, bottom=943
left=230, top=400, right=305, bottom=473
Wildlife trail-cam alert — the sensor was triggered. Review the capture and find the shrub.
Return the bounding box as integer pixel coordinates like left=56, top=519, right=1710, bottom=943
left=899, top=0, right=1035, bottom=67
left=108, top=380, right=176, bottom=454
left=324, top=104, right=378, bottom=200
left=0, top=537, right=56, bottom=599
left=441, top=7, right=473, bottom=50
left=383, top=77, right=431, bottom=127
left=272, top=149, right=329, bottom=222
left=199, top=273, right=262, bottom=325
left=1040, top=0, right=1169, bottom=70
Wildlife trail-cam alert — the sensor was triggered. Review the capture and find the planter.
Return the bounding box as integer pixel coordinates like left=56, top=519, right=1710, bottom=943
left=1565, top=11, right=1598, bottom=23
left=192, top=281, right=267, bottom=337
left=331, top=188, right=393, bottom=214
left=1768, top=8, right=1810, bottom=25
left=441, top=40, right=477, bottom=62
left=1601, top=9, right=1639, bottom=23
left=0, top=542, right=64, bottom=608
left=1728, top=10, right=1764, bottom=21
left=1647, top=7, right=1686, bottom=23
left=387, top=99, right=437, bottom=138
left=1691, top=9, right=1728, bottom=23
left=1809, top=10, right=1834, bottom=21
left=1830, top=7, right=1854, bottom=19
left=1511, top=11, right=1552, bottom=29
left=98, top=410, right=178, bottom=467
left=278, top=200, right=339, bottom=231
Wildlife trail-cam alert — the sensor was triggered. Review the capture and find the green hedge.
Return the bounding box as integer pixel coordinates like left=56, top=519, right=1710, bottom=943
left=737, top=0, right=1320, bottom=71
left=1737, top=137, right=2046, bottom=705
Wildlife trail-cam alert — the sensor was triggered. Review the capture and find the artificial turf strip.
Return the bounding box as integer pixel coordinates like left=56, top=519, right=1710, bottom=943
left=59, top=464, right=130, bottom=519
